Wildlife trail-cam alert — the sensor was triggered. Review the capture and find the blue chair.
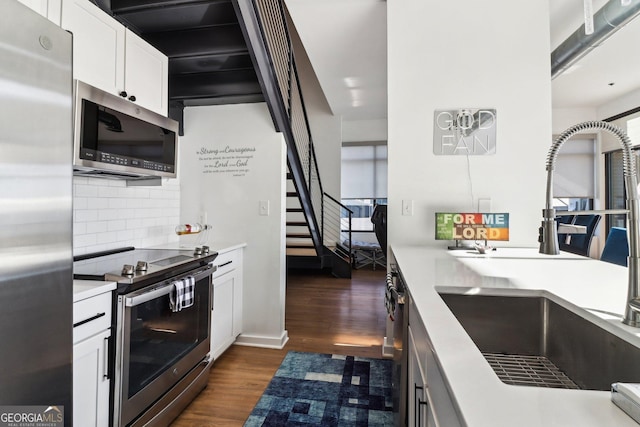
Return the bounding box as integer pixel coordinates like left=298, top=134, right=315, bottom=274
left=560, top=214, right=601, bottom=257
left=601, top=227, right=629, bottom=267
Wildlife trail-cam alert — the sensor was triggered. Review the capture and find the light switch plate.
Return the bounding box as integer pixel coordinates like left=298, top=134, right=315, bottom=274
left=402, top=199, right=413, bottom=216
left=259, top=200, right=270, bottom=216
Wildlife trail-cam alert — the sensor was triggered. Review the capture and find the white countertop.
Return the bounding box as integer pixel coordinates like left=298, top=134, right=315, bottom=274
left=73, top=279, right=116, bottom=303
left=392, top=245, right=640, bottom=427
left=150, top=240, right=246, bottom=255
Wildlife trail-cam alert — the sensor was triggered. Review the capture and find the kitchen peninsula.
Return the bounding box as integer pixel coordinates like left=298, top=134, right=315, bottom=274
left=392, top=245, right=640, bottom=426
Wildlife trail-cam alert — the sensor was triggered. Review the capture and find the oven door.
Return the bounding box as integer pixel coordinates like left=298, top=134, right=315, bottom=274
left=115, top=265, right=213, bottom=426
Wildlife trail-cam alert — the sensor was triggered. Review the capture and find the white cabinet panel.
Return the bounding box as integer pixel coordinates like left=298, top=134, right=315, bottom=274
left=73, top=328, right=110, bottom=427
left=17, top=0, right=47, bottom=15
left=61, top=0, right=125, bottom=96
left=212, top=271, right=235, bottom=359
left=124, top=29, right=168, bottom=115
left=16, top=0, right=61, bottom=24
left=73, top=286, right=112, bottom=427
left=211, top=248, right=244, bottom=359
left=60, top=0, right=168, bottom=116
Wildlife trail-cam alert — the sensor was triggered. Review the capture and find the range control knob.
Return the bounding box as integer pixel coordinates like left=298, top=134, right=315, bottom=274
left=122, top=264, right=135, bottom=276
left=202, top=246, right=210, bottom=254
left=136, top=261, right=148, bottom=272
left=194, top=247, right=203, bottom=256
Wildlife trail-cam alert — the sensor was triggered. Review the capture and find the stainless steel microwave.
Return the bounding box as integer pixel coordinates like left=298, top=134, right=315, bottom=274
left=73, top=80, right=178, bottom=179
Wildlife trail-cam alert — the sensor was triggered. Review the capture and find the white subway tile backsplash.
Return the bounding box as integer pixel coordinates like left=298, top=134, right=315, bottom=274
left=97, top=232, right=118, bottom=244
left=98, top=186, right=120, bottom=198
left=87, top=197, right=108, bottom=210
left=75, top=209, right=98, bottom=222
left=74, top=198, right=88, bottom=210
left=108, top=198, right=127, bottom=209
left=74, top=184, right=98, bottom=198
left=108, top=220, right=127, bottom=232
left=98, top=209, right=119, bottom=221
left=73, top=222, right=87, bottom=235
left=86, top=221, right=108, bottom=233
left=73, top=177, right=180, bottom=255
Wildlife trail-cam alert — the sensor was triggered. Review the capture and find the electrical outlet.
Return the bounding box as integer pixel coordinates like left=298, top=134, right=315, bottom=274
left=478, top=198, right=491, bottom=212
left=402, top=199, right=413, bottom=216
left=259, top=200, right=270, bottom=216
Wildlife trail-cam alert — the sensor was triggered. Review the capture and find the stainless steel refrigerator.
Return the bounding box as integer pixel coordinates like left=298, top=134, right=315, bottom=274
left=0, top=2, right=73, bottom=425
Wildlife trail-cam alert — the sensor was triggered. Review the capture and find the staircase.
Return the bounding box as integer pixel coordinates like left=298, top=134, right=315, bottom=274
left=286, top=171, right=314, bottom=256
left=233, top=0, right=353, bottom=277
left=285, top=170, right=353, bottom=278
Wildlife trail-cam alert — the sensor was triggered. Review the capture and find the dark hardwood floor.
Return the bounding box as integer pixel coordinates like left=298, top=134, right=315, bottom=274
left=170, top=267, right=388, bottom=426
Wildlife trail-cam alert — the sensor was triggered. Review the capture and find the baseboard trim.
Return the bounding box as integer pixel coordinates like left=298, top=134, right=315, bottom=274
left=234, top=330, right=289, bottom=349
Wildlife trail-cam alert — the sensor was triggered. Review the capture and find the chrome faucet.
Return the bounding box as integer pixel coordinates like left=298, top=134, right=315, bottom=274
left=539, top=121, right=640, bottom=327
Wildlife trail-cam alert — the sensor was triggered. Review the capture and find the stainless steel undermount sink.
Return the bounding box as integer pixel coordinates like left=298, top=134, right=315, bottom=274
left=438, top=291, right=640, bottom=391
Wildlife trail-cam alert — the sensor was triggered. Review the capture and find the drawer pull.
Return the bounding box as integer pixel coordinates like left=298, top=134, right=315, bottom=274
left=73, top=312, right=106, bottom=328
left=103, top=336, right=109, bottom=379
left=217, top=260, right=233, bottom=268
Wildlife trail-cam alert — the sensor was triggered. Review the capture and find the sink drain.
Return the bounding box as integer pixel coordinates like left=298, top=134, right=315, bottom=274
left=482, top=352, right=580, bottom=389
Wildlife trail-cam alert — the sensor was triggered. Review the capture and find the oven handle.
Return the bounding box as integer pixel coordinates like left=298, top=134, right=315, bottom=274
left=125, top=266, right=214, bottom=307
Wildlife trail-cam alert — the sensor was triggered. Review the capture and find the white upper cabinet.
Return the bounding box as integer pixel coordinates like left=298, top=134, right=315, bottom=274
left=16, top=0, right=61, bottom=24
left=124, top=29, right=169, bottom=116
left=61, top=0, right=125, bottom=96
left=60, top=0, right=168, bottom=116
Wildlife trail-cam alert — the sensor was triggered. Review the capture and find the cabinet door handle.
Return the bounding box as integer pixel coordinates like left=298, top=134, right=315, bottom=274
left=414, top=384, right=423, bottom=426
left=128, top=95, right=136, bottom=102
left=73, top=312, right=106, bottom=328
left=119, top=91, right=127, bottom=98
left=103, top=336, right=109, bottom=379
left=418, top=398, right=428, bottom=426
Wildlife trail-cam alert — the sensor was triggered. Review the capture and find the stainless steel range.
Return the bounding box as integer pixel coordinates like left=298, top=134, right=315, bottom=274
left=74, top=247, right=218, bottom=427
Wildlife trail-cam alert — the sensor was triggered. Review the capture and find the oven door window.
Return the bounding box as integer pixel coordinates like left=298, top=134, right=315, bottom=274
left=126, top=280, right=209, bottom=398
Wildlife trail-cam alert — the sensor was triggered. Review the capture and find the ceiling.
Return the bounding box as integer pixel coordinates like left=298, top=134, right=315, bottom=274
left=101, top=0, right=640, bottom=137
left=549, top=0, right=640, bottom=110
left=104, top=0, right=263, bottom=107
left=286, top=0, right=640, bottom=134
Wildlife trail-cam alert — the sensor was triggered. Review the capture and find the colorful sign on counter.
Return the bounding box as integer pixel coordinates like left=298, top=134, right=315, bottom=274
left=435, top=212, right=509, bottom=241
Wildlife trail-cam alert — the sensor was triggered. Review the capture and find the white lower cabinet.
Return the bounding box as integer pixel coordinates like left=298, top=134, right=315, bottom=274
left=211, top=248, right=244, bottom=359
left=74, top=329, right=110, bottom=427
left=73, top=289, right=112, bottom=427
left=407, top=290, right=462, bottom=427
left=408, top=327, right=429, bottom=426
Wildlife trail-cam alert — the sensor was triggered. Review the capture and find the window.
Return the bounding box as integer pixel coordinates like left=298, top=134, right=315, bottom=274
left=604, top=113, right=640, bottom=235
left=341, top=143, right=387, bottom=232
left=552, top=136, right=595, bottom=211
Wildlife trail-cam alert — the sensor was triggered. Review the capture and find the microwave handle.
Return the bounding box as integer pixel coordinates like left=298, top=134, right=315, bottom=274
left=125, top=266, right=214, bottom=307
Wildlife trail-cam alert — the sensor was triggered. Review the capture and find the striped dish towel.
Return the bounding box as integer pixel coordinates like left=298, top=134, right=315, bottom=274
left=182, top=276, right=195, bottom=309
left=169, top=279, right=185, bottom=312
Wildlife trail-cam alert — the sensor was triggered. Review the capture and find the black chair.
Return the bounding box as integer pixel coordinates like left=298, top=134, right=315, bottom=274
left=601, top=227, right=629, bottom=267
left=560, top=214, right=601, bottom=257
left=371, top=204, right=387, bottom=257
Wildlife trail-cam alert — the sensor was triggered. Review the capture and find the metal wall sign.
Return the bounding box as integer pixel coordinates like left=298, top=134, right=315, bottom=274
left=433, top=109, right=497, bottom=155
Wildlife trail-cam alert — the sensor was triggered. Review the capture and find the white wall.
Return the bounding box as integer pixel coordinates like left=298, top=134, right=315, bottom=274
left=73, top=176, right=180, bottom=255
left=552, top=108, right=598, bottom=135
left=387, top=1, right=552, bottom=248
left=342, top=119, right=387, bottom=143
left=179, top=103, right=288, bottom=349
left=598, top=87, right=640, bottom=122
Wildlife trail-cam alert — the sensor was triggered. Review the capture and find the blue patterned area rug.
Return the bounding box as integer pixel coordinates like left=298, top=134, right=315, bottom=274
left=244, top=351, right=394, bottom=426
